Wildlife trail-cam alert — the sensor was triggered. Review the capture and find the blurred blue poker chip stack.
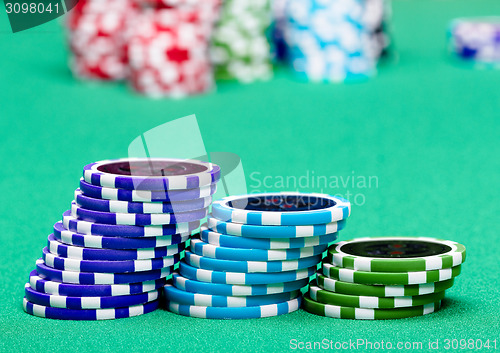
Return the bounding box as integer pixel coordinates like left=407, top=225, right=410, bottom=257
left=448, top=17, right=500, bottom=69
left=165, top=192, right=351, bottom=319
left=283, top=0, right=390, bottom=82
left=23, top=158, right=220, bottom=320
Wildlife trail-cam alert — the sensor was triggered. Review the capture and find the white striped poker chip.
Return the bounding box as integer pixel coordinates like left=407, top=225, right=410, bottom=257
left=322, top=262, right=462, bottom=285
left=316, top=274, right=456, bottom=298
left=303, top=295, right=442, bottom=320
left=42, top=247, right=180, bottom=273
left=211, top=192, right=351, bottom=226
left=79, top=178, right=218, bottom=203
left=47, top=234, right=185, bottom=261
left=308, top=285, right=446, bottom=309
left=35, top=259, right=174, bottom=285
left=74, top=189, right=212, bottom=214
left=328, top=237, right=466, bottom=272
left=71, top=201, right=208, bottom=226
left=206, top=216, right=346, bottom=239
left=200, top=225, right=339, bottom=249
left=29, top=270, right=167, bottom=297
left=172, top=274, right=309, bottom=297
left=184, top=251, right=322, bottom=273
left=179, top=261, right=317, bottom=285
left=167, top=296, right=302, bottom=319
left=53, top=221, right=191, bottom=249
left=62, top=210, right=199, bottom=237
left=164, top=284, right=300, bottom=307
left=24, top=283, right=160, bottom=309
left=83, top=158, right=220, bottom=191
left=190, top=237, right=328, bottom=261
left=23, top=297, right=159, bottom=320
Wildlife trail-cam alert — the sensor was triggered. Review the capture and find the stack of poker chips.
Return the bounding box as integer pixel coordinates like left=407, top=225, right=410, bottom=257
left=164, top=192, right=351, bottom=319
left=65, top=0, right=221, bottom=97
left=23, top=158, right=220, bottom=320
left=210, top=0, right=273, bottom=83
left=283, top=0, right=390, bottom=82
left=304, top=237, right=466, bottom=320
left=66, top=0, right=139, bottom=80
left=448, top=17, right=500, bottom=68
left=127, top=0, right=221, bottom=97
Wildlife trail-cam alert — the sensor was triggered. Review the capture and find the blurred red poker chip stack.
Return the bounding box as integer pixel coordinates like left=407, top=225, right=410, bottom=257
left=127, top=0, right=220, bottom=97
left=66, top=0, right=139, bottom=80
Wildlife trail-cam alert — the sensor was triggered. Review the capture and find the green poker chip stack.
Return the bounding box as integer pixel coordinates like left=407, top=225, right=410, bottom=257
left=210, top=0, right=273, bottom=83
left=304, top=237, right=466, bottom=320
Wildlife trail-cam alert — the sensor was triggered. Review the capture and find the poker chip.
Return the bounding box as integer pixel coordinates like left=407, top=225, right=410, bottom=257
left=200, top=225, right=338, bottom=249
left=62, top=211, right=200, bottom=237
left=283, top=0, right=388, bottom=82
left=322, top=262, right=462, bottom=285
left=167, top=296, right=301, bottom=319
left=74, top=189, right=212, bottom=214
left=449, top=17, right=500, bottom=66
left=207, top=216, right=346, bottom=239
left=24, top=158, right=221, bottom=320
left=23, top=297, right=159, bottom=320
left=127, top=5, right=220, bottom=98
left=53, top=221, right=191, bottom=249
left=83, top=159, right=221, bottom=191
left=308, top=285, right=446, bottom=309
left=29, top=270, right=167, bottom=297
left=48, top=234, right=185, bottom=261
left=167, top=191, right=351, bottom=320
left=328, top=237, right=467, bottom=272
left=25, top=283, right=160, bottom=310
left=184, top=251, right=321, bottom=273
left=70, top=201, right=208, bottom=226
left=80, top=178, right=217, bottom=202
left=164, top=284, right=299, bottom=307
left=65, top=0, right=139, bottom=81
left=35, top=259, right=174, bottom=285
left=303, top=295, right=441, bottom=320
left=305, top=237, right=465, bottom=319
left=179, top=261, right=317, bottom=285
left=316, top=274, right=455, bottom=297
left=211, top=193, right=350, bottom=226
left=172, top=274, right=308, bottom=297
left=42, top=247, right=180, bottom=273
left=211, top=0, right=274, bottom=83
left=190, top=237, right=328, bottom=261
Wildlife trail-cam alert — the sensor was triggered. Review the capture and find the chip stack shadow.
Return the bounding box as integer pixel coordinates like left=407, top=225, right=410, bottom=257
left=165, top=192, right=351, bottom=319
left=23, top=158, right=220, bottom=320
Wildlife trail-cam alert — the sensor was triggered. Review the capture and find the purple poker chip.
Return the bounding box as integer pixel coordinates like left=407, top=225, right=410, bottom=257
left=70, top=201, right=208, bottom=226
left=83, top=158, right=220, bottom=191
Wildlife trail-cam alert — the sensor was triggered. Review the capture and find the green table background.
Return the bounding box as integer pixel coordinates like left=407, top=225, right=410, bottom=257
left=1, top=1, right=499, bottom=352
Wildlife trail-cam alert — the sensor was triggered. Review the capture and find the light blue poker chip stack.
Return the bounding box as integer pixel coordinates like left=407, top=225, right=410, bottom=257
left=165, top=192, right=351, bottom=319
left=23, top=158, right=220, bottom=320
left=283, top=0, right=390, bottom=82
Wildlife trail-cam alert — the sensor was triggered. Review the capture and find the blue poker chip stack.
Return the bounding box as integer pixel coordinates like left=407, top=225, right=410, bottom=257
left=283, top=0, right=391, bottom=82
left=448, top=17, right=500, bottom=68
left=164, top=192, right=351, bottom=319
left=23, top=158, right=220, bottom=320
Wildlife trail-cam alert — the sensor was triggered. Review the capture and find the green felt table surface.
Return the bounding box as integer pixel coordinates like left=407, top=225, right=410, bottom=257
left=1, top=0, right=499, bottom=352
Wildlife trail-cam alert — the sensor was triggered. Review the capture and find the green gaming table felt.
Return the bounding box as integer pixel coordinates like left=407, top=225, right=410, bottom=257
left=0, top=0, right=499, bottom=352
